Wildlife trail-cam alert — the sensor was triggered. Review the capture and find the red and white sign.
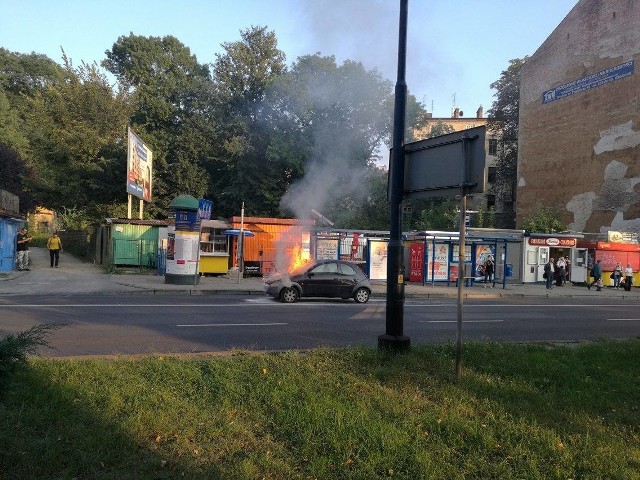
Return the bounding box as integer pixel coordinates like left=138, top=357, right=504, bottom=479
left=528, top=237, right=576, bottom=247
left=409, top=243, right=424, bottom=282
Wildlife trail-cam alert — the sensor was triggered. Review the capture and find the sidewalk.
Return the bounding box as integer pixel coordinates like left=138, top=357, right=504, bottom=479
left=2, top=247, right=640, bottom=299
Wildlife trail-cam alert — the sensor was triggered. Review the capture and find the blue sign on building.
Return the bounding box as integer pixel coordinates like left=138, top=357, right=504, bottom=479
left=542, top=60, right=634, bottom=104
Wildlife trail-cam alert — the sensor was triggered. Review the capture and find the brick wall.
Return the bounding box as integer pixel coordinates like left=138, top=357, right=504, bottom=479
left=517, top=0, right=640, bottom=235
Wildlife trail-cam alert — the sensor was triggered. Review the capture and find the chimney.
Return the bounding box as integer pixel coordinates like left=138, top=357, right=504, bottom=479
left=476, top=105, right=483, bottom=118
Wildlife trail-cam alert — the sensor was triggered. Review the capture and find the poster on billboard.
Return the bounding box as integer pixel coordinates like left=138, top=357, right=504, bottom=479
left=426, top=243, right=449, bottom=281
left=369, top=240, right=388, bottom=280
left=127, top=128, right=153, bottom=202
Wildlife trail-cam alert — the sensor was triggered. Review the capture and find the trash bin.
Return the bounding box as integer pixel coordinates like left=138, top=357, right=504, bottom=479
left=505, top=264, right=513, bottom=277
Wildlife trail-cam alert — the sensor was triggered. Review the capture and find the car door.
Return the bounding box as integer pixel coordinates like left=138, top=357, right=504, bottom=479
left=304, top=261, right=340, bottom=297
left=336, top=263, right=358, bottom=297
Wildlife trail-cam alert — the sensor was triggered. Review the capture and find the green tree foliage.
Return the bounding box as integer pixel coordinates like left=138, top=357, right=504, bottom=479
left=521, top=203, right=565, bottom=233
left=411, top=198, right=458, bottom=231
left=487, top=58, right=526, bottom=211
left=324, top=167, right=391, bottom=230
left=0, top=48, right=65, bottom=108
left=427, top=120, right=455, bottom=138
left=103, top=34, right=214, bottom=215
left=273, top=54, right=395, bottom=224
left=210, top=26, right=288, bottom=217
left=0, top=143, right=36, bottom=212
left=25, top=56, right=132, bottom=216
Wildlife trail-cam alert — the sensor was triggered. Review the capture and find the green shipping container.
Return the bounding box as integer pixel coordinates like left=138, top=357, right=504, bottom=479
left=111, top=223, right=160, bottom=267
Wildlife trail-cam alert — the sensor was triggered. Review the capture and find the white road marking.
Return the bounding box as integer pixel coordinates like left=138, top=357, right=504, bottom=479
left=176, top=322, right=287, bottom=327
left=607, top=318, right=640, bottom=322
left=421, top=320, right=504, bottom=323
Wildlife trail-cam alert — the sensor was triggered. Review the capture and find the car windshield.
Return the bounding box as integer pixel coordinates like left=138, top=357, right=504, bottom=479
left=289, top=261, right=315, bottom=277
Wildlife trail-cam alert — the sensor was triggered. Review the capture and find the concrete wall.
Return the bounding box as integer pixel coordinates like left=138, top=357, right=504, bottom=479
left=518, top=0, right=640, bottom=236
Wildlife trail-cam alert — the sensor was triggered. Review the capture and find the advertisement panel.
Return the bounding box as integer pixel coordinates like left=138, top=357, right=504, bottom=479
left=409, top=243, right=424, bottom=282
left=369, top=240, right=388, bottom=280
left=165, top=228, right=199, bottom=275
left=316, top=238, right=339, bottom=260
left=426, top=243, right=449, bottom=281
left=127, top=128, right=153, bottom=202
left=475, top=245, right=494, bottom=277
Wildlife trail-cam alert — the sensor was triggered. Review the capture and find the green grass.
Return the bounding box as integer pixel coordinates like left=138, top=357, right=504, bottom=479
left=1, top=340, right=639, bottom=479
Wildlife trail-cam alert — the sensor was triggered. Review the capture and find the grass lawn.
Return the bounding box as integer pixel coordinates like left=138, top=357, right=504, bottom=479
left=1, top=339, right=639, bottom=479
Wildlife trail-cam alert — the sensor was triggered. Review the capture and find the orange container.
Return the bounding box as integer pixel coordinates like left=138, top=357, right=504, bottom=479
left=231, top=217, right=315, bottom=275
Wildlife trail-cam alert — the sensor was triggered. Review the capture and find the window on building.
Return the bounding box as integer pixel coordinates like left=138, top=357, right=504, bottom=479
left=486, top=194, right=496, bottom=209
left=487, top=167, right=497, bottom=183
left=488, top=138, right=498, bottom=156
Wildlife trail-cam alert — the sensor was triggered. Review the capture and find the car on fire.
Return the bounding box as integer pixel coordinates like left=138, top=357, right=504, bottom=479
left=263, top=259, right=372, bottom=303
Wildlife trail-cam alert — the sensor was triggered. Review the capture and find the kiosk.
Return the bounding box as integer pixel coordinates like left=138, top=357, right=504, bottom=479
left=165, top=194, right=200, bottom=285
left=198, top=219, right=231, bottom=275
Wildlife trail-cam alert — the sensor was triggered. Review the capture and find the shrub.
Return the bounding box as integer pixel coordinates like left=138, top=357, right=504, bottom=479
left=0, top=323, right=64, bottom=388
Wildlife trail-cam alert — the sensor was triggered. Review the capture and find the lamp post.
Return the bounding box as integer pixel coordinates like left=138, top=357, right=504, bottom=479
left=379, top=0, right=410, bottom=352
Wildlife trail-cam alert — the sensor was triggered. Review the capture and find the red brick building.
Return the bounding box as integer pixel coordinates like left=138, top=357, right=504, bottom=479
left=517, top=0, right=640, bottom=236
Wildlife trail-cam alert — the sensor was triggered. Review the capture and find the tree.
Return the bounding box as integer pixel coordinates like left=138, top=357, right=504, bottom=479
left=521, top=203, right=565, bottom=233
left=103, top=34, right=215, bottom=215
left=209, top=26, right=288, bottom=217
left=25, top=56, right=132, bottom=216
left=274, top=54, right=395, bottom=223
left=487, top=57, right=527, bottom=226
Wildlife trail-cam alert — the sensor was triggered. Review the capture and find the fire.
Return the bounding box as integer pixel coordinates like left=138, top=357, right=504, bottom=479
left=288, top=245, right=311, bottom=272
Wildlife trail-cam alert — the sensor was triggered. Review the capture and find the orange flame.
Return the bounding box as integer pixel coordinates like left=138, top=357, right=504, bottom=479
left=288, top=245, right=311, bottom=272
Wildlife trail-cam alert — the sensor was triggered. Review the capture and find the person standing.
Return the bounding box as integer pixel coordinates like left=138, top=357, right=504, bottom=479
left=483, top=255, right=495, bottom=287
left=16, top=227, right=32, bottom=271
left=47, top=231, right=63, bottom=268
left=624, top=263, right=634, bottom=291
left=588, top=259, right=603, bottom=291
left=612, top=262, right=623, bottom=289
left=556, top=256, right=566, bottom=286
left=544, top=257, right=555, bottom=289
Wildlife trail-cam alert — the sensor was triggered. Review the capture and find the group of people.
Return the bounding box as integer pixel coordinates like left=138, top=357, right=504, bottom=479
left=15, top=227, right=63, bottom=270
left=587, top=259, right=634, bottom=291
left=543, top=256, right=571, bottom=289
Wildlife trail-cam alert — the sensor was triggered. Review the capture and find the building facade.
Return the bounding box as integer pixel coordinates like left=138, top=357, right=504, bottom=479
left=518, top=0, right=640, bottom=237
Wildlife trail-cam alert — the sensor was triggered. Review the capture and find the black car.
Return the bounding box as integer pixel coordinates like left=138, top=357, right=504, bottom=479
left=263, top=259, right=371, bottom=303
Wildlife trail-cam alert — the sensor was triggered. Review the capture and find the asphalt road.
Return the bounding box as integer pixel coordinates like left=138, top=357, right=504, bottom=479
left=1, top=294, right=639, bottom=357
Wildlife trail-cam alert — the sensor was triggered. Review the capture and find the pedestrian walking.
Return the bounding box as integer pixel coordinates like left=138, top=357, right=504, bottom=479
left=16, top=227, right=32, bottom=271
left=563, top=256, right=570, bottom=285
left=47, top=231, right=63, bottom=268
left=544, top=258, right=555, bottom=289
left=588, top=259, right=603, bottom=291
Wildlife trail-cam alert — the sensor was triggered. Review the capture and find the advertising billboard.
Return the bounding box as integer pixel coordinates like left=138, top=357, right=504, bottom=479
left=127, top=128, right=153, bottom=202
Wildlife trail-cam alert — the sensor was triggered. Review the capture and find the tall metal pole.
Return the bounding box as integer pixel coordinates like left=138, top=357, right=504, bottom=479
left=455, top=135, right=470, bottom=380
left=379, top=0, right=410, bottom=351
left=455, top=193, right=466, bottom=380
left=238, top=202, right=244, bottom=284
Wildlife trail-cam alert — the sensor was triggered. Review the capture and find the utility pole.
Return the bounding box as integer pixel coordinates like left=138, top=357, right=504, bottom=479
left=379, top=0, right=410, bottom=352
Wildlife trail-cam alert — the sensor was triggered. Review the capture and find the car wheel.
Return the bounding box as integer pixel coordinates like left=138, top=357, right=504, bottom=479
left=353, top=287, right=370, bottom=303
left=280, top=287, right=299, bottom=303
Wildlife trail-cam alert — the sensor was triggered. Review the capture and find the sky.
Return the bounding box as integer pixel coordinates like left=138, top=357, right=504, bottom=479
left=1, top=0, right=579, bottom=119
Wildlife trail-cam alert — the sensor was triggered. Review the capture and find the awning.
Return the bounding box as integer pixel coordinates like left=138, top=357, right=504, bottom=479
left=223, top=229, right=255, bottom=237
left=202, top=219, right=231, bottom=229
